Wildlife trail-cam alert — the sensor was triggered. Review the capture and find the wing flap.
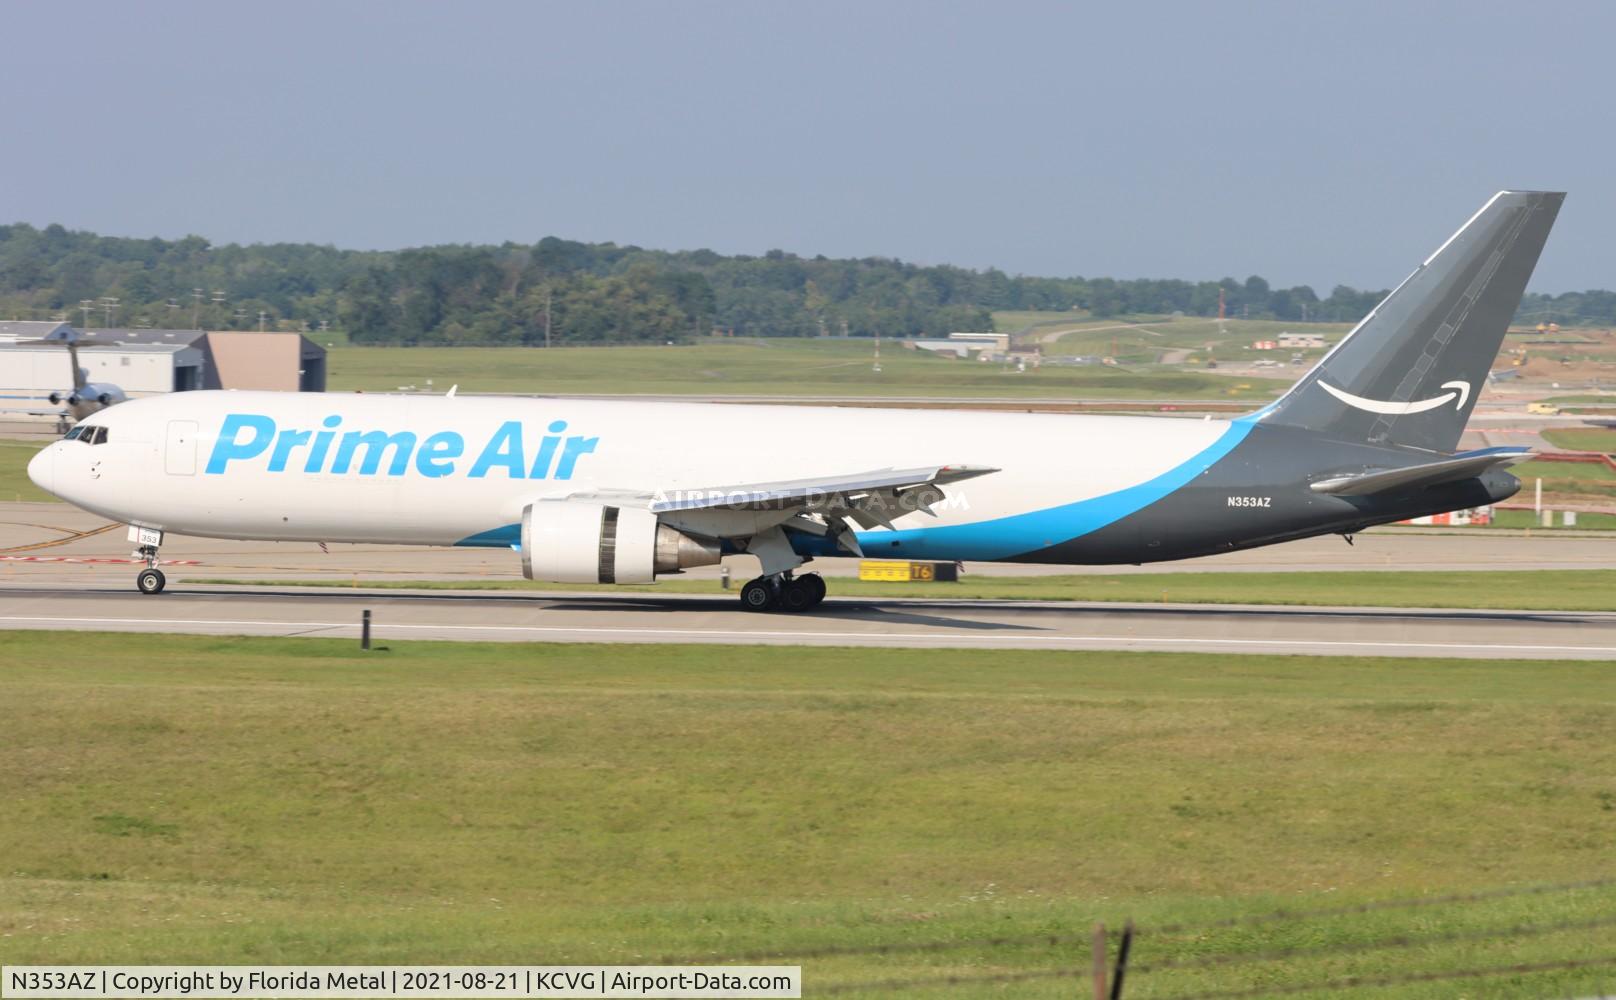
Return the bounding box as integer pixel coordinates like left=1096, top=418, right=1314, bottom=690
left=1309, top=447, right=1532, bottom=496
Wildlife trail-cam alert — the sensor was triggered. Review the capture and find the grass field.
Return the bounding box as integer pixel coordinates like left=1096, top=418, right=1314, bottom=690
left=1, top=633, right=1612, bottom=997
left=1541, top=426, right=1616, bottom=452
left=988, top=309, right=1092, bottom=335
left=0, top=439, right=53, bottom=502
left=1544, top=394, right=1616, bottom=405
left=1513, top=456, right=1616, bottom=505
left=192, top=568, right=1616, bottom=611
left=1515, top=457, right=1616, bottom=482
left=1487, top=508, right=1616, bottom=530
left=326, top=338, right=1289, bottom=400
left=1041, top=317, right=1353, bottom=368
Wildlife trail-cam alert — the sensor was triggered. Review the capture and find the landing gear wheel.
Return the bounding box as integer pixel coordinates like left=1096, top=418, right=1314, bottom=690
left=780, top=577, right=817, bottom=613
left=798, top=573, right=826, bottom=608
left=136, top=568, right=166, bottom=595
left=740, top=577, right=778, bottom=612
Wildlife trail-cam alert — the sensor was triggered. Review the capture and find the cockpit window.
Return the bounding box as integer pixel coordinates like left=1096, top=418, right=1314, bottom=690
left=63, top=426, right=84, bottom=441
left=90, top=426, right=108, bottom=445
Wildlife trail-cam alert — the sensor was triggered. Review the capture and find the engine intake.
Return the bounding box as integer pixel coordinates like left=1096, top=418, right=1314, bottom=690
left=521, top=500, right=721, bottom=584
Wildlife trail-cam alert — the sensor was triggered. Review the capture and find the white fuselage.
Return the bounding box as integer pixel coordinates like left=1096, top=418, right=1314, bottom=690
left=28, top=390, right=1234, bottom=561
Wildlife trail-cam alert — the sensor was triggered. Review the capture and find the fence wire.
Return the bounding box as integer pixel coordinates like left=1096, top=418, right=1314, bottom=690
left=1150, top=954, right=1616, bottom=1000
left=808, top=912, right=1616, bottom=995
left=658, top=874, right=1616, bottom=965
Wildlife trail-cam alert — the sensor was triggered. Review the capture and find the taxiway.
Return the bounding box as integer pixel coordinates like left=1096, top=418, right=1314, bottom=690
left=3, top=584, right=1613, bottom=659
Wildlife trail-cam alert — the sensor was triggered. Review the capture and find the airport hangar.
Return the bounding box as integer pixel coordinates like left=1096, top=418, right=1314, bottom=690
left=0, top=321, right=327, bottom=418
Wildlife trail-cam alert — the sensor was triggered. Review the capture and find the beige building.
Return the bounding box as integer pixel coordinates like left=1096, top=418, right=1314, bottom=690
left=205, top=331, right=326, bottom=391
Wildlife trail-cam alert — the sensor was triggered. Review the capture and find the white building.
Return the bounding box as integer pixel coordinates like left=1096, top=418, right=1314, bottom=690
left=907, top=332, right=1012, bottom=358
left=0, top=322, right=206, bottom=402
left=0, top=322, right=326, bottom=424
left=1277, top=332, right=1326, bottom=349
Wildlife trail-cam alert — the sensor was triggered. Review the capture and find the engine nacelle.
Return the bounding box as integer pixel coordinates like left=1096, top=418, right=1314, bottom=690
left=521, top=500, right=721, bottom=584
left=85, top=384, right=126, bottom=407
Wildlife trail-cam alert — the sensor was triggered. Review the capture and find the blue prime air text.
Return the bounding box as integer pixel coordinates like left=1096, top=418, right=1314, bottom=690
left=204, top=414, right=598, bottom=479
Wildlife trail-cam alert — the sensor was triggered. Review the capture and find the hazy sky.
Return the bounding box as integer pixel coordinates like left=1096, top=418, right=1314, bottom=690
left=3, top=1, right=1611, bottom=291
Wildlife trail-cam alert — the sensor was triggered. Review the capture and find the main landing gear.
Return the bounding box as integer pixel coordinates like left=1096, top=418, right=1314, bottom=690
left=740, top=572, right=826, bottom=613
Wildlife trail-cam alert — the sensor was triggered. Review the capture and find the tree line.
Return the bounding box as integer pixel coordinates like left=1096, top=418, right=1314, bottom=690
left=1, top=221, right=1611, bottom=344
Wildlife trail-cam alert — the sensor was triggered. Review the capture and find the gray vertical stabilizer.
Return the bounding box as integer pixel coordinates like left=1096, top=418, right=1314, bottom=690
left=1257, top=191, right=1563, bottom=452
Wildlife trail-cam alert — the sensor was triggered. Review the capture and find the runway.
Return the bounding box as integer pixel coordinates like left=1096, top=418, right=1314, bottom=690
left=7, top=501, right=1616, bottom=589
left=4, top=584, right=1614, bottom=659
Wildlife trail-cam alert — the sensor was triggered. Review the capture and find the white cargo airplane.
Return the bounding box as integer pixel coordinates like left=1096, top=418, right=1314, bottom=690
left=27, top=191, right=1562, bottom=610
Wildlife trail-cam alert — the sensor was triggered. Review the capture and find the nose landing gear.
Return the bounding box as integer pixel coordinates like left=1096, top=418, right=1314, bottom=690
left=740, top=572, right=826, bottom=613
left=131, top=528, right=166, bottom=594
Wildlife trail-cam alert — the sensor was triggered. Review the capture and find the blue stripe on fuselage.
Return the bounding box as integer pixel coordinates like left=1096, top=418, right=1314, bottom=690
left=455, top=419, right=1254, bottom=559
left=456, top=523, right=521, bottom=548
left=801, top=418, right=1254, bottom=561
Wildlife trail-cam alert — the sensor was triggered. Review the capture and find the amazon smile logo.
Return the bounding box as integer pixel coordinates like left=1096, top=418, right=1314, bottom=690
left=1319, top=379, right=1471, bottom=415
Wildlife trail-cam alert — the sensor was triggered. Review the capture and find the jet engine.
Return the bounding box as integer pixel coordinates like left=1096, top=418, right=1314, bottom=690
left=520, top=500, right=721, bottom=584
left=48, top=385, right=124, bottom=409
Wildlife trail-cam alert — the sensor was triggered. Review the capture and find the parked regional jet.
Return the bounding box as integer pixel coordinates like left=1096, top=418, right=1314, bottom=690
left=3, top=326, right=128, bottom=431
left=27, top=191, right=1561, bottom=609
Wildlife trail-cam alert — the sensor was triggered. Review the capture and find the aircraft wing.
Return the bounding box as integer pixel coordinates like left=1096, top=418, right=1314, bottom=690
left=1309, top=447, right=1533, bottom=496
left=566, top=464, right=997, bottom=550
left=644, top=464, right=998, bottom=513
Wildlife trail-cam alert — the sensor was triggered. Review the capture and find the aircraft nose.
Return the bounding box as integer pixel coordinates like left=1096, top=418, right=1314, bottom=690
left=26, top=446, right=53, bottom=496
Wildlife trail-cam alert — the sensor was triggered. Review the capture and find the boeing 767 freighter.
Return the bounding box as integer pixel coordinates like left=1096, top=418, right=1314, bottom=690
left=27, top=191, right=1562, bottom=611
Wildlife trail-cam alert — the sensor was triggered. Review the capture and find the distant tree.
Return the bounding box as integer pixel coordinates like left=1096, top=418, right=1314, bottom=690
left=0, top=222, right=1601, bottom=340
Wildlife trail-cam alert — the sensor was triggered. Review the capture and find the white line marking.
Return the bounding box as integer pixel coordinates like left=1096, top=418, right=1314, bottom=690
left=0, top=616, right=1612, bottom=654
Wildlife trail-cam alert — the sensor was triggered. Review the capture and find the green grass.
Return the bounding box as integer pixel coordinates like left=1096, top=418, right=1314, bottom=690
left=2, top=633, right=1614, bottom=998
left=1486, top=508, right=1616, bottom=530
left=1541, top=427, right=1616, bottom=452
left=989, top=309, right=1092, bottom=334
left=188, top=568, right=1616, bottom=611
left=326, top=338, right=1289, bottom=399
left=1048, top=316, right=1352, bottom=356
left=1513, top=457, right=1616, bottom=503
left=1515, top=457, right=1615, bottom=482
left=0, top=439, right=54, bottom=502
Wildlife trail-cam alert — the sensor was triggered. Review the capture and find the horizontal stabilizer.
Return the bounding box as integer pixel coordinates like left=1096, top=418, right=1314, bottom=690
left=1309, top=447, right=1532, bottom=496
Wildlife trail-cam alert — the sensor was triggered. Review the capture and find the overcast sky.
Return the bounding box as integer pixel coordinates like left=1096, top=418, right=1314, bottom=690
left=2, top=1, right=1611, bottom=291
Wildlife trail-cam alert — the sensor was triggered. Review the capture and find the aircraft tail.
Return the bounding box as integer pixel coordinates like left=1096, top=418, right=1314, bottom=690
left=1257, top=190, right=1563, bottom=452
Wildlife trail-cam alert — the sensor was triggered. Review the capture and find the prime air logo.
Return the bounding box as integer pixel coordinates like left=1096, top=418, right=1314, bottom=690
left=204, top=414, right=598, bottom=480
